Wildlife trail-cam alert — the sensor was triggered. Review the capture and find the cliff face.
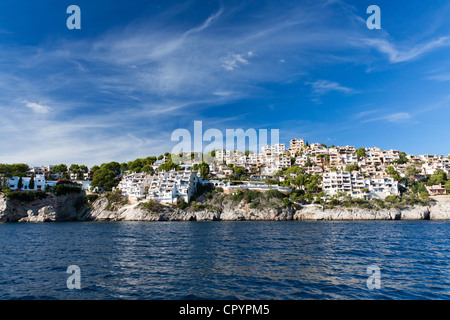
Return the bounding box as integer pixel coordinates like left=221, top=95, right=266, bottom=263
left=1, top=193, right=449, bottom=222
left=292, top=205, right=430, bottom=221
left=85, top=197, right=449, bottom=222
left=0, top=192, right=87, bottom=222
left=429, top=198, right=450, bottom=220
left=84, top=197, right=294, bottom=222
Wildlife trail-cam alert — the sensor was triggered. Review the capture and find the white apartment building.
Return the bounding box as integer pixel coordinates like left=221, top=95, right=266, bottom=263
left=365, top=177, right=398, bottom=198
left=7, top=174, right=55, bottom=191
left=322, top=171, right=398, bottom=199
left=26, top=166, right=51, bottom=177
left=116, top=172, right=152, bottom=200
left=147, top=171, right=198, bottom=204
left=261, top=144, right=285, bottom=156
left=289, top=139, right=305, bottom=152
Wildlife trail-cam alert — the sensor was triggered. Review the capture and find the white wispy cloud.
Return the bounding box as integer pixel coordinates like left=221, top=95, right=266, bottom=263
left=221, top=52, right=254, bottom=71
left=363, top=36, right=450, bottom=63
left=362, top=112, right=412, bottom=124
left=24, top=101, right=51, bottom=114
left=427, top=72, right=450, bottom=82
left=308, top=80, right=355, bottom=95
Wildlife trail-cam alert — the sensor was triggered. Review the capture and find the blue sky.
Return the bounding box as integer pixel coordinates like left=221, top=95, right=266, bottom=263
left=1, top=0, right=450, bottom=166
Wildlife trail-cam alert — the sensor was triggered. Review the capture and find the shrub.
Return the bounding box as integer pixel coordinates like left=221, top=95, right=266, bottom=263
left=5, top=190, right=48, bottom=202
left=384, top=195, right=400, bottom=204
left=106, top=190, right=124, bottom=204
left=249, top=202, right=259, bottom=209
left=85, top=194, right=99, bottom=203
left=141, top=200, right=164, bottom=213
left=230, top=190, right=245, bottom=202
left=264, top=189, right=285, bottom=200
left=177, top=198, right=187, bottom=209
left=53, top=184, right=82, bottom=196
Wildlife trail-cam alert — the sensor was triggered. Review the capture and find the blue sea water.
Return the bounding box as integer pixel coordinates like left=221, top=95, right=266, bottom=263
left=0, top=221, right=449, bottom=300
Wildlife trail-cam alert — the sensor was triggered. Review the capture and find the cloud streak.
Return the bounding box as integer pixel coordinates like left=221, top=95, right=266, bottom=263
left=363, top=36, right=450, bottom=63
left=308, top=80, right=355, bottom=95
left=24, top=101, right=51, bottom=114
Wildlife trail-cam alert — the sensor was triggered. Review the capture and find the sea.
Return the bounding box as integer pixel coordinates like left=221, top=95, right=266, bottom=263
left=0, top=221, right=449, bottom=300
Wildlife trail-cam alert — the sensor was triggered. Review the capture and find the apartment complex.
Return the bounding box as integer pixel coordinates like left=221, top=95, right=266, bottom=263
left=322, top=171, right=399, bottom=199
left=7, top=174, right=56, bottom=191
left=147, top=171, right=199, bottom=204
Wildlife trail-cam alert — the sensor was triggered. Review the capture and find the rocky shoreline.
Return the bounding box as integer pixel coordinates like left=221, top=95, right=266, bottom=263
left=1, top=192, right=450, bottom=222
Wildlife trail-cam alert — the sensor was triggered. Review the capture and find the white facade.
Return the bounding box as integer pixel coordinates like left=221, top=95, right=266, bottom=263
left=146, top=171, right=198, bottom=204
left=116, top=172, right=151, bottom=200
left=7, top=175, right=57, bottom=191
left=289, top=139, right=305, bottom=151
left=261, top=144, right=285, bottom=156
left=322, top=171, right=398, bottom=199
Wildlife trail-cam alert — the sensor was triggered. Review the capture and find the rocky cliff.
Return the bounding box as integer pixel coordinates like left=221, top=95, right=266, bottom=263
left=82, top=197, right=294, bottom=222
left=0, top=193, right=449, bottom=222
left=85, top=197, right=450, bottom=222
left=0, top=192, right=87, bottom=222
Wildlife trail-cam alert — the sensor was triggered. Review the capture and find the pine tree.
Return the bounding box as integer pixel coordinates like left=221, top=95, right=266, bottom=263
left=29, top=174, right=35, bottom=190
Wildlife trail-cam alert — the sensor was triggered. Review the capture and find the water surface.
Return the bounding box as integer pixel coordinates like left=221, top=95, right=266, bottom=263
left=0, top=221, right=449, bottom=299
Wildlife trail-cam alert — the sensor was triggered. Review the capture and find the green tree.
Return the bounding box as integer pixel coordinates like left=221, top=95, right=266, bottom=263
left=394, top=151, right=409, bottom=164
left=356, top=148, right=366, bottom=160
left=199, top=162, right=210, bottom=179
left=52, top=164, right=68, bottom=177
left=129, top=159, right=143, bottom=173
left=120, top=162, right=129, bottom=173
left=158, top=160, right=181, bottom=172
left=0, top=163, right=29, bottom=178
left=412, top=182, right=427, bottom=194
left=445, top=181, right=450, bottom=193
left=142, top=165, right=154, bottom=175
left=405, top=166, right=420, bottom=182
left=346, top=163, right=359, bottom=172
left=176, top=197, right=187, bottom=209
left=385, top=195, right=400, bottom=204
left=69, top=164, right=80, bottom=172
left=29, top=174, right=35, bottom=190
left=90, top=168, right=119, bottom=191
left=305, top=157, right=312, bottom=167
left=90, top=162, right=121, bottom=191
left=385, top=166, right=402, bottom=181
left=101, top=162, right=121, bottom=176
left=18, top=176, right=23, bottom=189
left=428, top=170, right=447, bottom=186
left=145, top=156, right=157, bottom=165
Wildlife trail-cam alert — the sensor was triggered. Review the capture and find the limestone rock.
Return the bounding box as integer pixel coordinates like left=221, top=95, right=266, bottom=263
left=429, top=198, right=450, bottom=220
